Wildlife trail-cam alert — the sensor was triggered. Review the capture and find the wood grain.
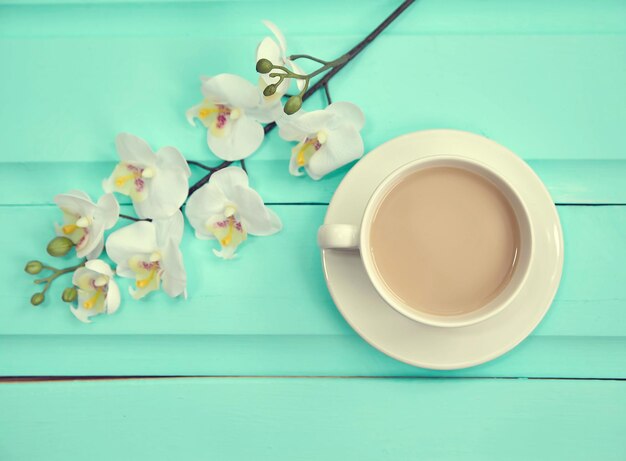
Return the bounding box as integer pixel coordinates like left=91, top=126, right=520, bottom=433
left=1, top=377, right=624, bottom=460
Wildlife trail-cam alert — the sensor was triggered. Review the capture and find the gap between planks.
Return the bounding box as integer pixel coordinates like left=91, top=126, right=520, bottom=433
left=1, top=376, right=625, bottom=383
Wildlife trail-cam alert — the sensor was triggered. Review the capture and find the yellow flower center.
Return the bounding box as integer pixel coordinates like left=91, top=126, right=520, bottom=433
left=115, top=174, right=135, bottom=187
left=62, top=224, right=78, bottom=234
left=83, top=290, right=102, bottom=309
left=199, top=106, right=230, bottom=120
left=136, top=267, right=158, bottom=288
left=296, top=137, right=323, bottom=167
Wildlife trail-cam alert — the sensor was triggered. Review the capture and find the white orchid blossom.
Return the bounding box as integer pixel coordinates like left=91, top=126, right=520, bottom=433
left=106, top=211, right=187, bottom=300
left=69, top=260, right=121, bottom=323
left=256, top=20, right=305, bottom=101
left=103, top=133, right=191, bottom=220
left=54, top=190, right=119, bottom=260
left=278, top=102, right=365, bottom=180
left=186, top=74, right=274, bottom=161
left=185, top=167, right=282, bottom=259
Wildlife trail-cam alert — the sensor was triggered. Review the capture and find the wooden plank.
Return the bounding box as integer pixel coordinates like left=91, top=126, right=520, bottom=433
left=1, top=335, right=624, bottom=378
left=1, top=205, right=625, bottom=377
left=1, top=35, right=625, bottom=164
left=0, top=159, right=624, bottom=205
left=1, top=0, right=625, bottom=35
left=1, top=377, right=624, bottom=460
left=2, top=205, right=624, bottom=337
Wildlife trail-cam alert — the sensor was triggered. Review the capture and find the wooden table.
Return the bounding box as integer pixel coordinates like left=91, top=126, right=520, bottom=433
left=1, top=1, right=624, bottom=459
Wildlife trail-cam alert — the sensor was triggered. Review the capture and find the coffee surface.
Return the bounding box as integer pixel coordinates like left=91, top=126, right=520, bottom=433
left=370, top=166, right=520, bottom=316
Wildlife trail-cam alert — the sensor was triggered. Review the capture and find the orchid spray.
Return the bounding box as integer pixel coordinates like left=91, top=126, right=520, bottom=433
left=24, top=0, right=415, bottom=321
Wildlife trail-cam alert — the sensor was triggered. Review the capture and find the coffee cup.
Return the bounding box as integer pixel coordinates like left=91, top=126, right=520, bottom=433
left=318, top=155, right=533, bottom=328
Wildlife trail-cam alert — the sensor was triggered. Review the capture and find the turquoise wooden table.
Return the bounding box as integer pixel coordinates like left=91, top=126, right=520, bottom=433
left=1, top=1, right=625, bottom=459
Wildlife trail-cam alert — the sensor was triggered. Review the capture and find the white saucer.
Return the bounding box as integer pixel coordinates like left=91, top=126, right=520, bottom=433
left=321, top=130, right=564, bottom=370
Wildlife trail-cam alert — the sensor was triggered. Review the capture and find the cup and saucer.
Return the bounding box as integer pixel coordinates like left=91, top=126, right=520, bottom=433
left=318, top=129, right=564, bottom=370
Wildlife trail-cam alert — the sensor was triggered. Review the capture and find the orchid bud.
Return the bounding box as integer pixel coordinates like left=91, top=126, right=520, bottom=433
left=25, top=260, right=44, bottom=275
left=47, top=236, right=73, bottom=257
left=263, top=84, right=277, bottom=97
left=31, top=292, right=45, bottom=306
left=256, top=58, right=273, bottom=74
left=284, top=95, right=302, bottom=115
left=62, top=287, right=78, bottom=303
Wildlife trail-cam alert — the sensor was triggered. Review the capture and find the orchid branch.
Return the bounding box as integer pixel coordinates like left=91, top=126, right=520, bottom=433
left=323, top=82, right=332, bottom=105
left=119, top=213, right=146, bottom=222
left=189, top=0, right=414, bottom=196
left=25, top=260, right=85, bottom=305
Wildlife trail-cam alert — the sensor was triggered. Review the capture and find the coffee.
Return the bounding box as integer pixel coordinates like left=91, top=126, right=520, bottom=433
left=369, top=166, right=520, bottom=316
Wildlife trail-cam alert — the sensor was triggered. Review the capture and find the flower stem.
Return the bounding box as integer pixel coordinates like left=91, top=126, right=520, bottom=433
left=119, top=213, right=147, bottom=222
left=187, top=160, right=217, bottom=171
left=288, top=54, right=329, bottom=65
left=188, top=160, right=234, bottom=196
left=187, top=0, right=415, bottom=196
left=323, top=82, right=332, bottom=105
left=33, top=261, right=85, bottom=297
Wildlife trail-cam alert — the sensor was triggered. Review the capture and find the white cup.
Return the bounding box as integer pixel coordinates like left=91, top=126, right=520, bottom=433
left=318, top=155, right=533, bottom=328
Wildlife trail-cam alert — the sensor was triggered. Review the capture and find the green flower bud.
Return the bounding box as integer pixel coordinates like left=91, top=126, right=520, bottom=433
left=284, top=95, right=303, bottom=115
left=263, top=84, right=277, bottom=97
left=47, top=236, right=74, bottom=257
left=25, top=260, right=44, bottom=275
left=31, top=292, right=45, bottom=306
left=62, top=287, right=78, bottom=303
left=256, top=58, right=273, bottom=74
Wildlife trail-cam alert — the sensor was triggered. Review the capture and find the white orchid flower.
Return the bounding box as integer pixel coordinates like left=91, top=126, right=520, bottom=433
left=186, top=74, right=273, bottom=161
left=103, top=133, right=191, bottom=220
left=278, top=102, right=365, bottom=180
left=54, top=190, right=119, bottom=260
left=69, top=260, right=121, bottom=323
left=106, top=210, right=187, bottom=300
left=185, top=167, right=282, bottom=259
left=256, top=20, right=305, bottom=101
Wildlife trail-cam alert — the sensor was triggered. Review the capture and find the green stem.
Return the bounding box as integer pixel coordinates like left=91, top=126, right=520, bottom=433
left=288, top=54, right=329, bottom=65
left=34, top=262, right=85, bottom=293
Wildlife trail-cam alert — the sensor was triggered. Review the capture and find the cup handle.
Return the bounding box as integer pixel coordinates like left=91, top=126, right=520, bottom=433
left=317, top=224, right=360, bottom=250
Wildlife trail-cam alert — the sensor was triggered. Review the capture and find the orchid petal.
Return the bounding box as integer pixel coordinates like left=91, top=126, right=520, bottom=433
left=85, top=234, right=105, bottom=260
left=154, top=210, right=185, bottom=248
left=76, top=223, right=104, bottom=259
left=161, top=240, right=187, bottom=298
left=262, top=20, right=287, bottom=55
left=278, top=110, right=333, bottom=140
left=326, top=102, right=365, bottom=131
left=72, top=267, right=93, bottom=290
left=277, top=117, right=306, bottom=141
left=213, top=245, right=238, bottom=260
left=95, top=193, right=120, bottom=229
left=70, top=305, right=92, bottom=324
left=115, top=133, right=155, bottom=166
left=306, top=126, right=364, bottom=180
left=185, top=183, right=228, bottom=239
left=106, top=221, right=158, bottom=272
left=65, top=190, right=91, bottom=202
left=202, top=74, right=260, bottom=110
left=232, top=186, right=282, bottom=236
left=185, top=103, right=202, bottom=127
left=156, top=146, right=191, bottom=177
left=256, top=37, right=284, bottom=86
left=289, top=151, right=304, bottom=176
left=133, top=169, right=188, bottom=219
left=54, top=192, right=96, bottom=218
left=210, top=166, right=249, bottom=197
left=107, top=278, right=121, bottom=314
left=207, top=116, right=264, bottom=161
left=85, top=259, right=114, bottom=277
